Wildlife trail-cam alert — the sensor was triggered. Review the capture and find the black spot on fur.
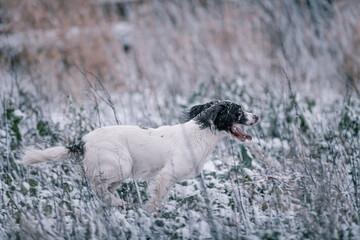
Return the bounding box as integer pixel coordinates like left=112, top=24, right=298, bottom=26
left=183, top=101, right=220, bottom=121
left=195, top=104, right=224, bottom=130
left=186, top=101, right=248, bottom=133
left=66, top=141, right=85, bottom=156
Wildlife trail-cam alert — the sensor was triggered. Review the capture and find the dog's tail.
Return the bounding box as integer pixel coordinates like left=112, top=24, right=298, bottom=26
left=21, top=141, right=85, bottom=164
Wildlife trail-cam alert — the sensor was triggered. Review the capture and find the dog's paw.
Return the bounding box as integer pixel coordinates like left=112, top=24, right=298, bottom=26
left=141, top=203, right=161, bottom=214
left=111, top=199, right=126, bottom=209
left=141, top=204, right=154, bottom=213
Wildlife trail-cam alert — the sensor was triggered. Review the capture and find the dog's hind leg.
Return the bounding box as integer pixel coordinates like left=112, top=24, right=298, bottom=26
left=84, top=147, right=132, bottom=208
left=144, top=172, right=174, bottom=212
left=108, top=181, right=122, bottom=194
left=92, top=180, right=126, bottom=208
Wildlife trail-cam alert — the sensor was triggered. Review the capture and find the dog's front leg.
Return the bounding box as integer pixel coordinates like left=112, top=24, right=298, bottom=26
left=144, top=172, right=174, bottom=213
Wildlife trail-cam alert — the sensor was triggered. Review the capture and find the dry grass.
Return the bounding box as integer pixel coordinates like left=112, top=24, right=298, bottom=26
left=0, top=0, right=359, bottom=102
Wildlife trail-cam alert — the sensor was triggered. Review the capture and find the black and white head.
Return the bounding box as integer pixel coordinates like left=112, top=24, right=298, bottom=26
left=184, top=100, right=259, bottom=141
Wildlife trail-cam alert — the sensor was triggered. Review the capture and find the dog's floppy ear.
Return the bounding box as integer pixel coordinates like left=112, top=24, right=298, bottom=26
left=184, top=101, right=220, bottom=121
left=195, top=104, right=225, bottom=130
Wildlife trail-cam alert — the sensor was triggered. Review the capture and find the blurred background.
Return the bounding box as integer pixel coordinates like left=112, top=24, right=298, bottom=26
left=1, top=0, right=359, bottom=104
left=1, top=1, right=360, bottom=239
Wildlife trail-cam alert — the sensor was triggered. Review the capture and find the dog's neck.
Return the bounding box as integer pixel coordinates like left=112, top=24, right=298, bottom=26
left=176, top=120, right=226, bottom=176
left=185, top=120, right=227, bottom=153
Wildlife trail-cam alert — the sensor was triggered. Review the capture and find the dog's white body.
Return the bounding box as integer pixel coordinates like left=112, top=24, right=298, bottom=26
left=23, top=121, right=227, bottom=211
left=84, top=120, right=224, bottom=181
left=83, top=120, right=226, bottom=211
left=22, top=101, right=258, bottom=212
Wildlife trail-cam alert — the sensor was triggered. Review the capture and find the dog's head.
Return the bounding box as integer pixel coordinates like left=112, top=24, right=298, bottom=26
left=184, top=100, right=259, bottom=141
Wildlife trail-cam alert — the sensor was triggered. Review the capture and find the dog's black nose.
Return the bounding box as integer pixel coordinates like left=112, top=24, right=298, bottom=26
left=253, top=115, right=259, bottom=122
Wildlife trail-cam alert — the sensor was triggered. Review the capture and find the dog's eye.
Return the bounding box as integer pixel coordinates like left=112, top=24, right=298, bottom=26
left=237, top=111, right=244, bottom=119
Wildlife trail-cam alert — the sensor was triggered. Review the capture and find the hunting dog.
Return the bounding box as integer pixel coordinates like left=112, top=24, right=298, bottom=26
left=21, top=100, right=259, bottom=212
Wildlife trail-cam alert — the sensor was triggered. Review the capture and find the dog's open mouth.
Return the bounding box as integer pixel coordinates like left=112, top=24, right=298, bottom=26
left=230, top=125, right=252, bottom=142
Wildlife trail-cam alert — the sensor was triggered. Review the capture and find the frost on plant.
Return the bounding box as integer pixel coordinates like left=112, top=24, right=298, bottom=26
left=1, top=1, right=360, bottom=239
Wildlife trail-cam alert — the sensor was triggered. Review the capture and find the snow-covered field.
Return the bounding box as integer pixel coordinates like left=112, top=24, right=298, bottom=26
left=1, top=1, right=360, bottom=239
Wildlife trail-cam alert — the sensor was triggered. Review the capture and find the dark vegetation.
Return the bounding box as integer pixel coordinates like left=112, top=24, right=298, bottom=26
left=1, top=0, right=359, bottom=239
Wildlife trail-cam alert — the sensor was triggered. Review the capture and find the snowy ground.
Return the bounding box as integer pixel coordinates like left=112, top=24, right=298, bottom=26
left=1, top=1, right=360, bottom=239
left=1, top=77, right=359, bottom=239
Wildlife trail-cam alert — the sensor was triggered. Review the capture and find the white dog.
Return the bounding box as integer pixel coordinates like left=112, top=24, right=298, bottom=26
left=21, top=100, right=258, bottom=212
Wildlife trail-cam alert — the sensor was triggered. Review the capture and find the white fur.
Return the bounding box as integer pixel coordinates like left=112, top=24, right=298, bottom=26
left=82, top=120, right=228, bottom=211
left=244, top=112, right=258, bottom=125
left=22, top=147, right=70, bottom=164
left=22, top=120, right=229, bottom=212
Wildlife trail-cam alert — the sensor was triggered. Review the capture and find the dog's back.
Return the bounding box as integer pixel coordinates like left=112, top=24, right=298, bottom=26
left=20, top=101, right=258, bottom=212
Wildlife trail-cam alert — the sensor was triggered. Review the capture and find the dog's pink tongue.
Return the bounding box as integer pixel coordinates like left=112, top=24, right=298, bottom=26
left=231, top=126, right=253, bottom=142
left=245, top=134, right=252, bottom=141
